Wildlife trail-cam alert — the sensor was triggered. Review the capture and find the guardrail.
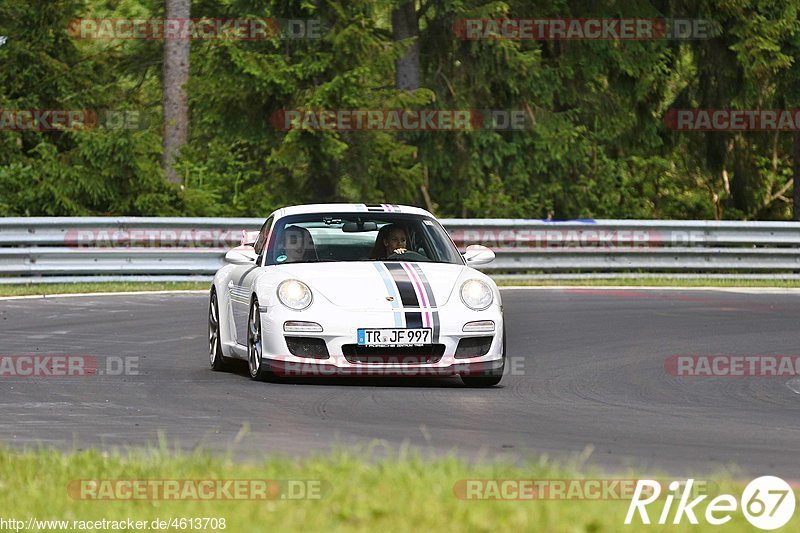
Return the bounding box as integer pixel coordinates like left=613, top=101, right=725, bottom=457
left=1, top=217, right=799, bottom=283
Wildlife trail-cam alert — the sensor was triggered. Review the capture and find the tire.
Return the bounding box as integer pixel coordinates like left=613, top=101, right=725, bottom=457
left=208, top=290, right=229, bottom=371
left=460, top=324, right=506, bottom=387
left=247, top=298, right=272, bottom=381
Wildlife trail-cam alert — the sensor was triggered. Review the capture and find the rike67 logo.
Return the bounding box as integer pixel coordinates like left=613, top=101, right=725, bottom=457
left=625, top=476, right=795, bottom=530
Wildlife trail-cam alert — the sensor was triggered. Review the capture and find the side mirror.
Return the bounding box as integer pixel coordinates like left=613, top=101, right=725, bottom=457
left=463, top=244, right=495, bottom=266
left=225, top=246, right=257, bottom=265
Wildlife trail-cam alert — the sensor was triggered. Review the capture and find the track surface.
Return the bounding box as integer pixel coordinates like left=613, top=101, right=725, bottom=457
left=2, top=288, right=800, bottom=476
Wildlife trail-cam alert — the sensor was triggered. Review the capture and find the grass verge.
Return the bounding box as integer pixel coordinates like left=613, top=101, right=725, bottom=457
left=0, top=447, right=767, bottom=532
left=0, top=282, right=209, bottom=297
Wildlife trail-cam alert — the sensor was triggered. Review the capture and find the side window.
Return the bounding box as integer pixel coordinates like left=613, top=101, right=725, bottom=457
left=253, top=216, right=274, bottom=256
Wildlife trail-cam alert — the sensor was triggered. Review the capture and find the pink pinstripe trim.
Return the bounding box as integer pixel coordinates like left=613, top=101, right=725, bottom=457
left=402, top=262, right=431, bottom=328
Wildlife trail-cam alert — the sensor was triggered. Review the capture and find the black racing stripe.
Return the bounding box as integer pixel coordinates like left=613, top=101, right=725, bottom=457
left=411, top=264, right=437, bottom=306
left=385, top=263, right=419, bottom=307
left=405, top=312, right=423, bottom=329
left=412, top=263, right=440, bottom=342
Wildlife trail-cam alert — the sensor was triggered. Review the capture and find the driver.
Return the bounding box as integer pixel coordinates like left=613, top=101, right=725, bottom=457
left=280, top=226, right=317, bottom=262
left=370, top=224, right=408, bottom=260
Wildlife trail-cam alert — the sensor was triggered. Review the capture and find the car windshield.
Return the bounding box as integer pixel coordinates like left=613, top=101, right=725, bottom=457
left=264, top=213, right=464, bottom=266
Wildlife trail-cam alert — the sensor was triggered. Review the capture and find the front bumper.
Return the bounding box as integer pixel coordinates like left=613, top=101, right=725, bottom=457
left=263, top=357, right=504, bottom=377
left=259, top=303, right=504, bottom=377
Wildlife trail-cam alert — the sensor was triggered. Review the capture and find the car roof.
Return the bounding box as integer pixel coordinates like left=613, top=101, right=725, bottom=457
left=274, top=203, right=435, bottom=219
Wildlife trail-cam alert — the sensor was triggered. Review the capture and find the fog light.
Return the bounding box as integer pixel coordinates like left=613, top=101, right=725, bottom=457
left=462, top=320, right=495, bottom=332
left=284, top=321, right=323, bottom=333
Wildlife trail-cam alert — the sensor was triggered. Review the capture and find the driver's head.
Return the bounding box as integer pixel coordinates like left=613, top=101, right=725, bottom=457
left=382, top=225, right=407, bottom=253
left=282, top=226, right=311, bottom=262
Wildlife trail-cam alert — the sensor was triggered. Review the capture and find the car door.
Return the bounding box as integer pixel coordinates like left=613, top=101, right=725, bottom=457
left=230, top=216, right=273, bottom=345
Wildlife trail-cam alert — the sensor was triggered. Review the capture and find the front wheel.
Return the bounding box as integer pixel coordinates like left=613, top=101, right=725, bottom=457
left=247, top=298, right=272, bottom=381
left=208, top=290, right=229, bottom=371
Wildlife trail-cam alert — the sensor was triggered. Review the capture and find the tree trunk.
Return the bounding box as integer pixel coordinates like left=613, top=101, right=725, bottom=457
left=162, top=0, right=190, bottom=185
left=730, top=134, right=757, bottom=218
left=392, top=1, right=419, bottom=90
left=794, top=131, right=800, bottom=220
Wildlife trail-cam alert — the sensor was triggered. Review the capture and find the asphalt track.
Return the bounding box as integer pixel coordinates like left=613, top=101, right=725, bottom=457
left=2, top=288, right=800, bottom=477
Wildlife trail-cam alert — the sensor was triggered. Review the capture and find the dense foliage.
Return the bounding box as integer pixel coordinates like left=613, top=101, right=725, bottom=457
left=1, top=0, right=799, bottom=219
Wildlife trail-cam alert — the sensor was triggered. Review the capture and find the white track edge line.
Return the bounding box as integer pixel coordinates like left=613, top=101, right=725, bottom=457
left=0, top=290, right=209, bottom=301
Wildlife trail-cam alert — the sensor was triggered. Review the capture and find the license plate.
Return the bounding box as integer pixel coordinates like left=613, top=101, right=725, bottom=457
left=357, top=328, right=432, bottom=347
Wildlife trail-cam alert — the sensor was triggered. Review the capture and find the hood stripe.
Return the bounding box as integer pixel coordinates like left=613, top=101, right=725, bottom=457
left=384, top=262, right=424, bottom=329
left=405, top=312, right=423, bottom=328
left=380, top=261, right=440, bottom=340
left=401, top=262, right=431, bottom=328
left=384, top=263, right=419, bottom=307
left=373, top=263, right=404, bottom=327
left=411, top=263, right=440, bottom=343
left=403, top=263, right=429, bottom=307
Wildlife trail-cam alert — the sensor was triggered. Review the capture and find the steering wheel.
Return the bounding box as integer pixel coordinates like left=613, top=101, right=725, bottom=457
left=386, top=250, right=429, bottom=262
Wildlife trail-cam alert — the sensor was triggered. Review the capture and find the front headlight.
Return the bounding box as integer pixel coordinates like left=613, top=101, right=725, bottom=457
left=460, top=279, right=493, bottom=310
left=277, top=280, right=313, bottom=310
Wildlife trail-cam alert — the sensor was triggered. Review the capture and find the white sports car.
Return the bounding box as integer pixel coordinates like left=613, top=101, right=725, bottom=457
left=208, top=204, right=505, bottom=386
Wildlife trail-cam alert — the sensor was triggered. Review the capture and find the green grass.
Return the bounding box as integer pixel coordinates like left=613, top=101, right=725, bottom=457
left=0, top=447, right=769, bottom=532
left=0, top=282, right=209, bottom=297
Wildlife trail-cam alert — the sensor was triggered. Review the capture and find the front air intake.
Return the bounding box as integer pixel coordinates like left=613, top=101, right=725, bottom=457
left=454, top=336, right=494, bottom=359
left=341, top=344, right=445, bottom=364
left=285, top=337, right=330, bottom=359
